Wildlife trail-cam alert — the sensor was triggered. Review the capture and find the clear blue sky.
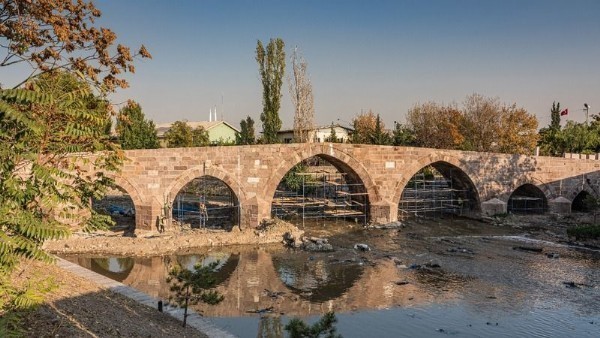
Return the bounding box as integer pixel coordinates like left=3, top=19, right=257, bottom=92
left=8, top=0, right=600, bottom=129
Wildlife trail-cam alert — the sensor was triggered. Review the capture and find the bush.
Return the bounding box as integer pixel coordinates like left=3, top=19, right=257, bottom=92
left=567, top=224, right=600, bottom=240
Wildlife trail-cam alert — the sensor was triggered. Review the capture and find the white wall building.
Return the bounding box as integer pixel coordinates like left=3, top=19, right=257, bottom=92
left=276, top=124, right=353, bottom=143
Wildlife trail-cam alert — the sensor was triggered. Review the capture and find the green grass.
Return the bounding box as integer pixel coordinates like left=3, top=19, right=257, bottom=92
left=567, top=224, right=600, bottom=240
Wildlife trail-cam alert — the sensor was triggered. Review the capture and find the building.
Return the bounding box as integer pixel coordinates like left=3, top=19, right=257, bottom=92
left=156, top=120, right=239, bottom=146
left=276, top=124, right=354, bottom=143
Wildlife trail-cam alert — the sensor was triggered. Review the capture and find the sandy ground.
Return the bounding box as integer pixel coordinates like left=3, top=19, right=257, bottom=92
left=15, top=259, right=207, bottom=338
left=43, top=219, right=305, bottom=257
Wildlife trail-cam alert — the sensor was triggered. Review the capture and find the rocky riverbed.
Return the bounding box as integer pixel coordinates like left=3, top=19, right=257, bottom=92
left=43, top=218, right=304, bottom=256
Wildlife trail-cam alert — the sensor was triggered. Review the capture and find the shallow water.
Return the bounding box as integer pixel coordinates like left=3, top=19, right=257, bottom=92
left=62, top=218, right=600, bottom=337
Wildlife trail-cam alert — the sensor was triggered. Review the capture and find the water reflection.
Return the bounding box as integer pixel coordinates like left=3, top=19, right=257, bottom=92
left=86, top=257, right=134, bottom=282
left=62, top=219, right=600, bottom=337
left=272, top=252, right=364, bottom=303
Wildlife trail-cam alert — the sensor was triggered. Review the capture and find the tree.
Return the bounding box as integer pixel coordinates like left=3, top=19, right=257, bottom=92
left=116, top=100, right=159, bottom=149
left=392, top=122, right=416, bottom=146
left=407, top=103, right=464, bottom=149
left=0, top=72, right=122, bottom=333
left=370, top=114, right=391, bottom=145
left=538, top=102, right=564, bottom=156
left=236, top=116, right=256, bottom=145
left=406, top=94, right=538, bottom=154
left=191, top=126, right=210, bottom=147
left=167, top=261, right=224, bottom=328
left=163, top=121, right=210, bottom=148
left=284, top=312, right=342, bottom=338
left=497, top=104, right=538, bottom=154
left=461, top=94, right=502, bottom=152
left=288, top=47, right=315, bottom=143
left=256, top=38, right=285, bottom=144
left=164, top=121, right=193, bottom=148
left=560, top=120, right=600, bottom=154
left=325, top=123, right=338, bottom=143
left=0, top=1, right=149, bottom=333
left=351, top=110, right=377, bottom=144
left=0, top=0, right=151, bottom=91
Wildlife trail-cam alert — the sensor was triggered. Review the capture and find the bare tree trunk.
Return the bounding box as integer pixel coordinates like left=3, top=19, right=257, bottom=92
left=288, top=47, right=315, bottom=143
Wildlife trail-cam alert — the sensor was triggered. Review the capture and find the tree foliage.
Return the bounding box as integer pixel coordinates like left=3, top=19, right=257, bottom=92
left=0, top=0, right=151, bottom=91
left=167, top=261, right=224, bottom=327
left=1, top=71, right=120, bottom=271
left=407, top=102, right=464, bottom=149
left=351, top=110, right=377, bottom=144
left=164, top=121, right=209, bottom=148
left=257, top=38, right=285, bottom=144
left=538, top=102, right=600, bottom=156
left=116, top=100, right=159, bottom=149
left=392, top=122, right=416, bottom=146
left=538, top=102, right=563, bottom=156
left=325, top=124, right=339, bottom=143
left=406, top=94, right=538, bottom=154
left=288, top=47, right=315, bottom=143
left=1, top=1, right=148, bottom=333
left=236, top=115, right=256, bottom=145
left=351, top=110, right=391, bottom=145
left=284, top=312, right=342, bottom=338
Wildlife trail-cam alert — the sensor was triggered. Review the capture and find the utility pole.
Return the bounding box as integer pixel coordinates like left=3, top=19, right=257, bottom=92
left=584, top=103, right=590, bottom=124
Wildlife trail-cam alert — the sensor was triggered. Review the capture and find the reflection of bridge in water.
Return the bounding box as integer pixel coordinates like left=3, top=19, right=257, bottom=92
left=68, top=246, right=465, bottom=318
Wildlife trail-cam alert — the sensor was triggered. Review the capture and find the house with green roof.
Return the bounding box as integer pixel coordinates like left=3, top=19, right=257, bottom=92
left=155, top=120, right=239, bottom=146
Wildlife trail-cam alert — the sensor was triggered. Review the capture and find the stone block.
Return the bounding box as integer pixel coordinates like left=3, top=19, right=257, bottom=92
left=548, top=197, right=571, bottom=214
left=481, top=198, right=507, bottom=216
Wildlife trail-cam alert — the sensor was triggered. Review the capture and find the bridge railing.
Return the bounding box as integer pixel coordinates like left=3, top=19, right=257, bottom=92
left=563, top=153, right=600, bottom=160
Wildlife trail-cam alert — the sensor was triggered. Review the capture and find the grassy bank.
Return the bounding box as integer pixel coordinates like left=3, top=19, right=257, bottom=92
left=567, top=224, right=600, bottom=240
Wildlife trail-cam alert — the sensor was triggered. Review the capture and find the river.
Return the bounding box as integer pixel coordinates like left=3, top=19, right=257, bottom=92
left=61, top=217, right=600, bottom=337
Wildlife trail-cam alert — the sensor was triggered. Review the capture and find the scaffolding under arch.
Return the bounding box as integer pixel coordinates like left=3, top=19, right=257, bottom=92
left=398, top=169, right=471, bottom=219
left=272, top=167, right=368, bottom=226
left=172, top=176, right=240, bottom=230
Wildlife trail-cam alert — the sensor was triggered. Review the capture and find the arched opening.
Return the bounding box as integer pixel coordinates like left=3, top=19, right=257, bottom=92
left=398, top=162, right=479, bottom=219
left=271, top=155, right=369, bottom=225
left=173, top=252, right=240, bottom=285
left=90, top=257, right=135, bottom=282
left=272, top=253, right=364, bottom=302
left=92, top=186, right=136, bottom=230
left=171, top=176, right=239, bottom=230
left=572, top=191, right=596, bottom=212
left=507, top=184, right=547, bottom=214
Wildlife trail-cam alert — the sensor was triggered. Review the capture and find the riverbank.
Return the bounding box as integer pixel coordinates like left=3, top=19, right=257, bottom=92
left=43, top=219, right=304, bottom=256
left=16, top=259, right=207, bottom=338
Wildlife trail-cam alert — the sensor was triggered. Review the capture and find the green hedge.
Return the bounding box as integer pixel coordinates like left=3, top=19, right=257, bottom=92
left=567, top=224, right=600, bottom=240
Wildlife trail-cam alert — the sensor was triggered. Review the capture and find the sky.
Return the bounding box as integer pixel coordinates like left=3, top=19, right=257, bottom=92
left=4, top=0, right=600, bottom=129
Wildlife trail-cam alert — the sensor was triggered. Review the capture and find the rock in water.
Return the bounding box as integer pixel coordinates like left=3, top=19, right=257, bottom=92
left=354, top=243, right=371, bottom=251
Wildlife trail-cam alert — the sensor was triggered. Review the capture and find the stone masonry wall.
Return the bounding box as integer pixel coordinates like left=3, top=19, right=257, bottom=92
left=112, top=144, right=600, bottom=229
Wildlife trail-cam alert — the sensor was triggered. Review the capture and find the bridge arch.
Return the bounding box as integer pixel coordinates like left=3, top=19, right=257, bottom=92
left=94, top=176, right=144, bottom=229
left=166, top=166, right=246, bottom=229
left=506, top=183, right=548, bottom=214
left=166, top=166, right=247, bottom=206
left=393, top=155, right=481, bottom=213
left=261, top=144, right=380, bottom=221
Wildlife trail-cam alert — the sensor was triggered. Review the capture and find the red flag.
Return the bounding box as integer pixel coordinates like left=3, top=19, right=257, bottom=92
left=560, top=108, right=568, bottom=116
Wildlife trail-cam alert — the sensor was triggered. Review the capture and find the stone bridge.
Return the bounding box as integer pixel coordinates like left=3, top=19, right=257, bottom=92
left=108, top=144, right=600, bottom=230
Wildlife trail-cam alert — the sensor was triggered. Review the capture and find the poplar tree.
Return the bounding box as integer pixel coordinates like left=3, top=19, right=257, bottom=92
left=236, top=116, right=256, bottom=145
left=288, top=47, right=315, bottom=143
left=256, top=38, right=285, bottom=144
